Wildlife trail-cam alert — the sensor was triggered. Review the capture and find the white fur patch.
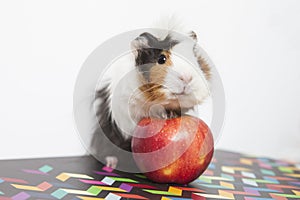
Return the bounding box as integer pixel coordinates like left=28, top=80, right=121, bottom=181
left=99, top=52, right=150, bottom=139
left=162, top=39, right=210, bottom=109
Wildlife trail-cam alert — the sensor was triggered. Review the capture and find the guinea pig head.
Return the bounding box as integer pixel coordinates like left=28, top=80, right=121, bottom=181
left=131, top=31, right=210, bottom=111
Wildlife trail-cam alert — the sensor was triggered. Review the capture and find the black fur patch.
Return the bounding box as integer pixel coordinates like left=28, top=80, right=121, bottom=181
left=134, top=33, right=179, bottom=82
left=91, top=84, right=132, bottom=161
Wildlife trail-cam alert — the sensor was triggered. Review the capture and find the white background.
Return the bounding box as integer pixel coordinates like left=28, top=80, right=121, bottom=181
left=0, top=0, right=299, bottom=161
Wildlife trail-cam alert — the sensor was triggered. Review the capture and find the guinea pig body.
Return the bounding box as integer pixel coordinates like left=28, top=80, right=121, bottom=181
left=92, top=27, right=211, bottom=169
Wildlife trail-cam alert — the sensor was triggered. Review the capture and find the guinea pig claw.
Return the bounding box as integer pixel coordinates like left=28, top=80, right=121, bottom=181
left=166, top=110, right=179, bottom=119
left=169, top=111, right=176, bottom=118
left=105, top=156, right=118, bottom=169
left=161, top=112, right=168, bottom=119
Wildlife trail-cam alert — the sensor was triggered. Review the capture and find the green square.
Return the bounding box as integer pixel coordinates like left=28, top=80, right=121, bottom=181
left=87, top=186, right=102, bottom=195
left=39, top=165, right=53, bottom=173
left=261, top=169, right=275, bottom=176
left=51, top=189, right=67, bottom=199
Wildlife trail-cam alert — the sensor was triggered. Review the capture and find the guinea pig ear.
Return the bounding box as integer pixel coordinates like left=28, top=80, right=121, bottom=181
left=131, top=32, right=158, bottom=57
left=189, top=31, right=198, bottom=42
left=131, top=34, right=149, bottom=57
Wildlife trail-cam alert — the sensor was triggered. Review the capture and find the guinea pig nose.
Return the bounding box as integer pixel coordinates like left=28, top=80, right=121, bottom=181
left=179, top=74, right=193, bottom=84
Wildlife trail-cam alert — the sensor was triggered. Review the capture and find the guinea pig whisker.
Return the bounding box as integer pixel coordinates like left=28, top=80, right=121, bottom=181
left=130, top=85, right=162, bottom=101
left=139, top=84, right=164, bottom=93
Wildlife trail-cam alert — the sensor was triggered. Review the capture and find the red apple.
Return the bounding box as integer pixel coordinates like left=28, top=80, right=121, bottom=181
left=131, top=115, right=214, bottom=184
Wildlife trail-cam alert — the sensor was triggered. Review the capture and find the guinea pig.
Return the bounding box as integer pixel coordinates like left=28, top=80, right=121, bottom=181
left=91, top=26, right=211, bottom=170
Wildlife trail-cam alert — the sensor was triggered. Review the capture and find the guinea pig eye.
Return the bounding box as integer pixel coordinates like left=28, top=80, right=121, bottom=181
left=157, top=54, right=167, bottom=64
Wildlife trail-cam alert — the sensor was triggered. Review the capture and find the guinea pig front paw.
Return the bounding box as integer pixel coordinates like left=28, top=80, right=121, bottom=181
left=168, top=111, right=177, bottom=118
left=165, top=110, right=181, bottom=119
left=167, top=111, right=178, bottom=119
left=105, top=156, right=118, bottom=169
left=149, top=104, right=168, bottom=119
left=161, top=112, right=168, bottom=119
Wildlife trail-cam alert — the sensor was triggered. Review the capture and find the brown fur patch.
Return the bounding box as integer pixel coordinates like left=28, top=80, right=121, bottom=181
left=139, top=50, right=173, bottom=102
left=161, top=50, right=173, bottom=67
left=139, top=83, right=165, bottom=102
left=197, top=55, right=211, bottom=80
left=149, top=51, right=171, bottom=83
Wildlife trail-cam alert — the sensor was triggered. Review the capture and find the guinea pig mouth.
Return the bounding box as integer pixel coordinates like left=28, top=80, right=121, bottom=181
left=172, top=86, right=192, bottom=96
left=172, top=89, right=193, bottom=97
left=172, top=91, right=186, bottom=95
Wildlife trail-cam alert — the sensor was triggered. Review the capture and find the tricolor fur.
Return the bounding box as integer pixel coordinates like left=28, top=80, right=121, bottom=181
left=92, top=26, right=212, bottom=167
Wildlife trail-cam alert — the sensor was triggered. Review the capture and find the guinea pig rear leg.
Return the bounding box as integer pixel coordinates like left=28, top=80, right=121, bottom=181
left=105, top=156, right=118, bottom=169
